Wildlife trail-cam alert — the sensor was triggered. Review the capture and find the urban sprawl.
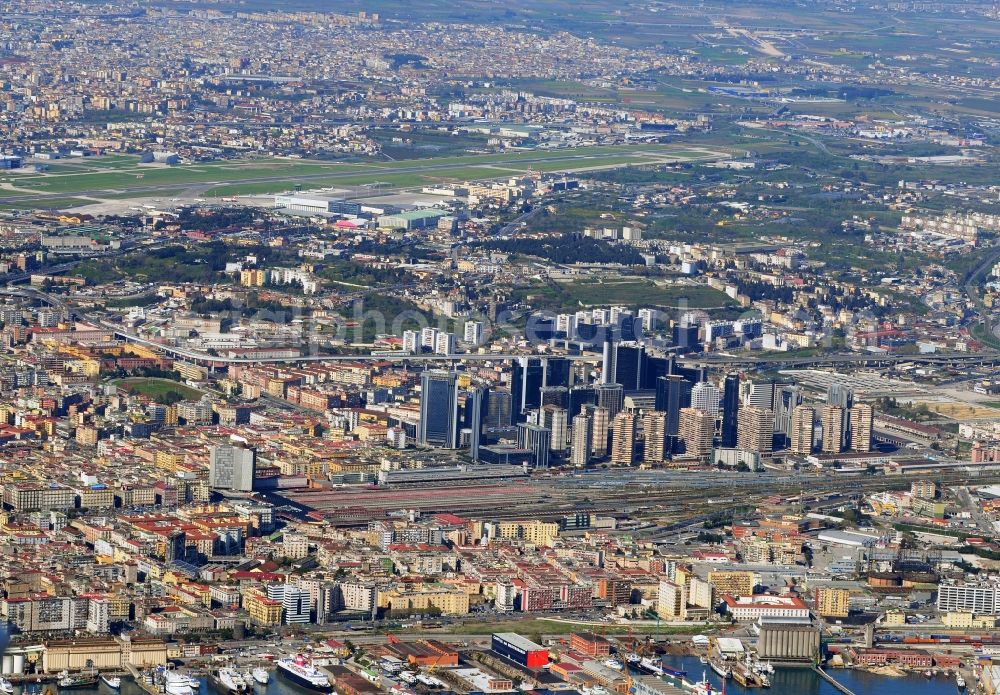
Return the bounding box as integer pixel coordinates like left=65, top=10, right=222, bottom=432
left=1, top=1, right=1000, bottom=695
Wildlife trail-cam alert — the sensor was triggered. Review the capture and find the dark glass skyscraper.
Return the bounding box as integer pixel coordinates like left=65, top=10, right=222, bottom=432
left=511, top=357, right=545, bottom=423
left=567, top=385, right=597, bottom=419
left=464, top=386, right=486, bottom=461
left=642, top=355, right=671, bottom=390
left=596, top=383, right=625, bottom=420
left=721, top=372, right=740, bottom=448
left=545, top=357, right=572, bottom=388
left=540, top=386, right=569, bottom=409
left=655, top=375, right=692, bottom=438
left=418, top=370, right=459, bottom=448
left=614, top=343, right=644, bottom=391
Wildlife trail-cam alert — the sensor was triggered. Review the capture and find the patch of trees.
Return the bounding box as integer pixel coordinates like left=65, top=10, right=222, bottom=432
left=475, top=235, right=645, bottom=265
left=178, top=206, right=258, bottom=231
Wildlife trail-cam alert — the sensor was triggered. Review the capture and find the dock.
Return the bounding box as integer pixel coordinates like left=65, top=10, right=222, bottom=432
left=126, top=664, right=163, bottom=695
left=730, top=662, right=766, bottom=688
left=7, top=674, right=57, bottom=684
left=812, top=666, right=857, bottom=695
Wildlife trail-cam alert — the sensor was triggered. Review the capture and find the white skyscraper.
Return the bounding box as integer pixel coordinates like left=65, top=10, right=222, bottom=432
left=420, top=327, right=439, bottom=349
left=638, top=308, right=658, bottom=331
left=402, top=330, right=419, bottom=353
left=571, top=415, right=591, bottom=467
left=209, top=444, right=256, bottom=492
left=464, top=321, right=484, bottom=345
left=434, top=332, right=456, bottom=355
left=690, top=381, right=721, bottom=418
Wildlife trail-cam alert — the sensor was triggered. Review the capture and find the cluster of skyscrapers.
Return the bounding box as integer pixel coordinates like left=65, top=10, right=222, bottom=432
left=414, top=336, right=874, bottom=469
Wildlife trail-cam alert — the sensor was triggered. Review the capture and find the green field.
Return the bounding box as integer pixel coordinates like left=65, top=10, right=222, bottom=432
left=561, top=279, right=732, bottom=309
left=519, top=279, right=735, bottom=311
left=112, top=377, right=205, bottom=402
left=0, top=197, right=91, bottom=210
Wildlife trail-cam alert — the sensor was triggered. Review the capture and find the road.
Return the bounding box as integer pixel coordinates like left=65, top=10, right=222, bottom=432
left=960, top=244, right=1000, bottom=345
left=956, top=486, right=996, bottom=535
left=24, top=281, right=1000, bottom=368
left=678, top=350, right=1000, bottom=368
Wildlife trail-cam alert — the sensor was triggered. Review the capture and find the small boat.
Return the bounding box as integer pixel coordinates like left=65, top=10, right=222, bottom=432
left=210, top=668, right=249, bottom=694
left=709, top=660, right=731, bottom=679
left=100, top=676, right=121, bottom=691
left=957, top=673, right=967, bottom=690
left=0, top=678, right=14, bottom=695
left=661, top=665, right=687, bottom=679
left=639, top=657, right=666, bottom=676
left=603, top=658, right=623, bottom=671
left=699, top=655, right=709, bottom=665
left=924, top=670, right=933, bottom=679
left=59, top=672, right=99, bottom=690
left=252, top=668, right=269, bottom=685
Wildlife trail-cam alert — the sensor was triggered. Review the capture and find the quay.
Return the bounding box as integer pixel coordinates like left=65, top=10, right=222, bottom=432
left=812, top=666, right=857, bottom=695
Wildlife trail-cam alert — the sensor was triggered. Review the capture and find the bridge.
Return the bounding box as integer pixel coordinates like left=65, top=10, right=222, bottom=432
left=10, top=286, right=1000, bottom=369
left=111, top=329, right=597, bottom=366
left=678, top=350, right=1000, bottom=368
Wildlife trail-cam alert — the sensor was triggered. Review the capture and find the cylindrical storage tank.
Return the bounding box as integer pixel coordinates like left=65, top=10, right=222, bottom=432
left=1, top=655, right=12, bottom=675
left=12, top=654, right=24, bottom=674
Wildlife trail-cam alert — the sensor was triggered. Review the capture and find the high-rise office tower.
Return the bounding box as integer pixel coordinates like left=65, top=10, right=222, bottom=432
left=610, top=412, right=637, bottom=465
left=567, top=385, right=597, bottom=419
left=540, top=386, right=569, bottom=409
left=570, top=415, right=592, bottom=467
left=679, top=407, right=714, bottom=459
left=485, top=388, right=512, bottom=430
left=820, top=405, right=846, bottom=454
left=774, top=385, right=802, bottom=438
left=209, top=444, right=256, bottom=491
left=850, top=404, right=873, bottom=452
left=642, top=354, right=671, bottom=390
left=747, top=380, right=776, bottom=410
left=737, top=406, right=775, bottom=456
left=655, top=375, right=693, bottom=440
left=827, top=384, right=854, bottom=409
left=418, top=370, right=459, bottom=448
left=543, top=405, right=568, bottom=452
left=690, top=381, right=721, bottom=419
left=642, top=411, right=667, bottom=464
left=465, top=387, right=486, bottom=461
left=789, top=405, right=815, bottom=456
left=721, top=373, right=740, bottom=448
left=601, top=339, right=618, bottom=385
left=587, top=405, right=610, bottom=457
left=614, top=342, right=644, bottom=391
left=827, top=384, right=853, bottom=447
left=544, top=357, right=572, bottom=389
left=517, top=423, right=551, bottom=469
left=672, top=322, right=700, bottom=353
left=596, top=383, right=625, bottom=420
left=511, top=357, right=544, bottom=423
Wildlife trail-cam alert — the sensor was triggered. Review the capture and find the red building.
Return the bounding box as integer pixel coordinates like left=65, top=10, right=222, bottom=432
left=570, top=632, right=611, bottom=657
